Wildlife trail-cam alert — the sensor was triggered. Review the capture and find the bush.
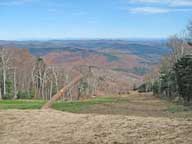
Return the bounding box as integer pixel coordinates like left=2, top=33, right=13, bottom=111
left=138, top=84, right=146, bottom=93
left=17, top=90, right=34, bottom=99
left=2, top=80, right=13, bottom=99
left=152, top=80, right=159, bottom=95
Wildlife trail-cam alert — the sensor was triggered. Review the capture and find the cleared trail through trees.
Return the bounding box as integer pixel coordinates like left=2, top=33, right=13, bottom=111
left=1, top=92, right=192, bottom=144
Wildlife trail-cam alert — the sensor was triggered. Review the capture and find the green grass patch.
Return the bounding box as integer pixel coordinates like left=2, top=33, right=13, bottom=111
left=167, top=104, right=192, bottom=113
left=0, top=100, right=46, bottom=110
left=0, top=97, right=128, bottom=112
left=52, top=97, right=127, bottom=113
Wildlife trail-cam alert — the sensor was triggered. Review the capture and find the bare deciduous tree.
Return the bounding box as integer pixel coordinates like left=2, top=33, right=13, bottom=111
left=0, top=48, right=10, bottom=97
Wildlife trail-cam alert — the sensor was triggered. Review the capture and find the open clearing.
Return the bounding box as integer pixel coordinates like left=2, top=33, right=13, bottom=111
left=1, top=92, right=192, bottom=144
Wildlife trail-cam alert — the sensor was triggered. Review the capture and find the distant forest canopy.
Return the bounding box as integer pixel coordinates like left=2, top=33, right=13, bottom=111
left=0, top=39, right=170, bottom=72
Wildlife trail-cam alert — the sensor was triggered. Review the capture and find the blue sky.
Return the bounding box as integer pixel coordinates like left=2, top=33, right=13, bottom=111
left=0, top=0, right=192, bottom=40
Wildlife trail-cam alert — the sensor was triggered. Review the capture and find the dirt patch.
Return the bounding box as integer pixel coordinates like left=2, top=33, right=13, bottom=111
left=0, top=109, right=192, bottom=144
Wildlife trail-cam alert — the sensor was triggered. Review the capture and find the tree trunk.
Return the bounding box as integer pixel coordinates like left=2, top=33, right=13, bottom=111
left=3, top=65, right=6, bottom=97
left=50, top=80, right=53, bottom=100
left=13, top=68, right=17, bottom=99
left=0, top=87, right=2, bottom=100
left=52, top=67, right=58, bottom=92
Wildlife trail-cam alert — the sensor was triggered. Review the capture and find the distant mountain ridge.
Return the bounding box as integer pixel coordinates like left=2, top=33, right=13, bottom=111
left=0, top=39, right=170, bottom=58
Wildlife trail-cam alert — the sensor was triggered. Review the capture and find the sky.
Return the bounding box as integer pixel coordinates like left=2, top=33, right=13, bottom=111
left=0, top=0, right=192, bottom=40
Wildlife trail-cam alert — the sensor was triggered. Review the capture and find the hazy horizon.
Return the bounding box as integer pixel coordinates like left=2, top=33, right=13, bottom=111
left=0, top=37, right=168, bottom=41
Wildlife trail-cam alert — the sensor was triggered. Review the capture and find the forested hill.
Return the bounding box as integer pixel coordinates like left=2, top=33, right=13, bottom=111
left=0, top=39, right=170, bottom=58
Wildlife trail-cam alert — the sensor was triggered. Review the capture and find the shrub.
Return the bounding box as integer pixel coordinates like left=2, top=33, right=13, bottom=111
left=2, top=80, right=13, bottom=99
left=17, top=90, right=34, bottom=99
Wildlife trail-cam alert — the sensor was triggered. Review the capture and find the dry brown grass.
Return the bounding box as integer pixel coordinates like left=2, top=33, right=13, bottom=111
left=1, top=92, right=192, bottom=144
left=79, top=92, right=171, bottom=117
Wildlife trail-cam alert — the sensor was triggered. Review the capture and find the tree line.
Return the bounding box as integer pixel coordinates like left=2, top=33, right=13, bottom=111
left=138, top=21, right=192, bottom=104
left=0, top=48, right=98, bottom=100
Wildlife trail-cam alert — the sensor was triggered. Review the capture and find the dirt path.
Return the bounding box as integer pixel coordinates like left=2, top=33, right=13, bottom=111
left=1, top=92, right=192, bottom=144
